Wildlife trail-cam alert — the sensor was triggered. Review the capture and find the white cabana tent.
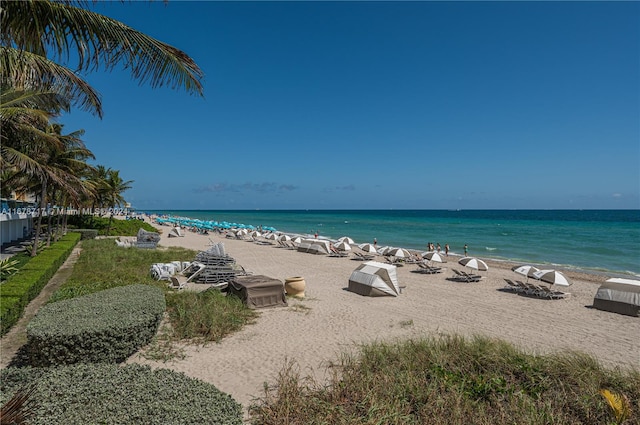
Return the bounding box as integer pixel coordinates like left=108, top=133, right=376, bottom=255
left=168, top=227, right=184, bottom=238
left=348, top=261, right=400, bottom=297
left=593, top=278, right=640, bottom=317
left=297, top=239, right=331, bottom=255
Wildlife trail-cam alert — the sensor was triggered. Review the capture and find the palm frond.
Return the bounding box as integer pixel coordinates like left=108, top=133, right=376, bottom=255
left=1, top=46, right=102, bottom=116
left=600, top=388, right=631, bottom=424
left=0, top=385, right=38, bottom=425
left=2, top=0, right=204, bottom=95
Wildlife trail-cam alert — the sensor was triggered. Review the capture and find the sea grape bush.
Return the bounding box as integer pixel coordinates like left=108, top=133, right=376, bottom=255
left=0, top=363, right=243, bottom=424
left=26, top=284, right=166, bottom=366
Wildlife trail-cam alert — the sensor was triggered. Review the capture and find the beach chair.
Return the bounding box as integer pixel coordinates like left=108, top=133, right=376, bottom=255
left=516, top=281, right=545, bottom=297
left=461, top=270, right=482, bottom=282
left=452, top=269, right=481, bottom=282
left=503, top=279, right=524, bottom=293
left=538, top=285, right=569, bottom=299
left=169, top=276, right=187, bottom=290
left=354, top=252, right=375, bottom=261
left=329, top=247, right=349, bottom=257
left=416, top=262, right=441, bottom=274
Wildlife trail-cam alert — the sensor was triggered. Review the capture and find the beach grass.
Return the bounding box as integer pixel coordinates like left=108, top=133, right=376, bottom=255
left=166, top=289, right=257, bottom=343
left=249, top=335, right=640, bottom=425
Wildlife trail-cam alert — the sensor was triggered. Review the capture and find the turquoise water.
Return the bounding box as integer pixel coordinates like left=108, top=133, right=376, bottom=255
left=147, top=210, right=640, bottom=277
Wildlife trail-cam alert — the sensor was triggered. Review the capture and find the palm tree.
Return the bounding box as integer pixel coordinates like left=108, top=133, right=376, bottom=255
left=1, top=0, right=204, bottom=117
left=4, top=122, right=95, bottom=256
left=103, top=169, right=133, bottom=236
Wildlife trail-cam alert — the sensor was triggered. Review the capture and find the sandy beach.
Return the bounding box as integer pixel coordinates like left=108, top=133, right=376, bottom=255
left=128, top=223, right=640, bottom=414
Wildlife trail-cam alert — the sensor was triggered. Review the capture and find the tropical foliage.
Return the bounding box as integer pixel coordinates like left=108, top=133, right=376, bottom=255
left=1, top=0, right=204, bottom=254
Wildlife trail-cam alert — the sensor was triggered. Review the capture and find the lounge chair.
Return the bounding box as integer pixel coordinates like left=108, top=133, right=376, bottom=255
left=169, top=276, right=187, bottom=290
left=416, top=262, right=441, bottom=274
left=503, top=279, right=523, bottom=292
left=451, top=269, right=481, bottom=282
left=329, top=247, right=349, bottom=257
left=167, top=261, right=207, bottom=290
left=354, top=252, right=375, bottom=261
left=515, top=280, right=545, bottom=297
left=537, top=285, right=569, bottom=299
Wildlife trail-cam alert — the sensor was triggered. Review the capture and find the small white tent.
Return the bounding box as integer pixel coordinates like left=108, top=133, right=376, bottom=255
left=297, top=239, right=331, bottom=255
left=348, top=261, right=400, bottom=297
left=168, top=227, right=184, bottom=238
left=593, top=278, right=640, bottom=317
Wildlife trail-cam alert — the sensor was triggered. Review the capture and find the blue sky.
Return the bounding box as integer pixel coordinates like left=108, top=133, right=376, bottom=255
left=60, top=1, right=639, bottom=210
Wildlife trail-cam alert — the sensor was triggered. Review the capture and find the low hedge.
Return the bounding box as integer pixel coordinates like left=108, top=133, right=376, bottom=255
left=0, top=363, right=243, bottom=424
left=26, top=285, right=166, bottom=366
left=0, top=233, right=80, bottom=336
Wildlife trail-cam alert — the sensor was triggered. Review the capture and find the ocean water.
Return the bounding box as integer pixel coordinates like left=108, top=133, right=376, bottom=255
left=147, top=210, right=640, bottom=277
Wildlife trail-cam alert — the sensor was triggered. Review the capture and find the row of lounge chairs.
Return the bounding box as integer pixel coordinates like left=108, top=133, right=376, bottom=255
left=503, top=279, right=568, bottom=299
left=276, top=240, right=298, bottom=250
left=450, top=269, right=482, bottom=282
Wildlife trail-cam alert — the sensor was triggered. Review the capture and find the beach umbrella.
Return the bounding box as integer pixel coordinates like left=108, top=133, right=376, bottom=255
left=335, top=241, right=352, bottom=251
left=386, top=247, right=412, bottom=258
left=292, top=236, right=303, bottom=244
left=359, top=243, right=378, bottom=254
left=458, top=257, right=489, bottom=271
left=533, top=269, right=571, bottom=287
left=250, top=231, right=262, bottom=238
left=278, top=234, right=292, bottom=242
left=338, top=236, right=356, bottom=245
left=513, top=265, right=540, bottom=280
left=264, top=233, right=278, bottom=241
left=423, top=251, right=446, bottom=263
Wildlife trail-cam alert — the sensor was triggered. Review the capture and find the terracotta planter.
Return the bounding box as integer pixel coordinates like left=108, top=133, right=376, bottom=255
left=285, top=276, right=306, bottom=298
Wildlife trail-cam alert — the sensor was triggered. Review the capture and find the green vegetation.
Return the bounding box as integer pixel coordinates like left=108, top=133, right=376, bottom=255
left=2, top=0, right=203, bottom=257
left=0, top=258, right=21, bottom=281
left=249, top=335, right=640, bottom=425
left=166, top=289, right=257, bottom=343
left=48, top=238, right=193, bottom=302
left=27, top=285, right=165, bottom=366
left=0, top=233, right=80, bottom=335
left=66, top=214, right=158, bottom=236
left=50, top=239, right=257, bottom=347
left=0, top=364, right=242, bottom=425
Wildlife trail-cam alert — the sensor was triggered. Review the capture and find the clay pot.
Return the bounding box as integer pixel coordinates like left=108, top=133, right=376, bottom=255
left=284, top=276, right=306, bottom=298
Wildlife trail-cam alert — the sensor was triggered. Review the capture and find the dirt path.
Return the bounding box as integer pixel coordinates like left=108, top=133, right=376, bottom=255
left=0, top=243, right=82, bottom=368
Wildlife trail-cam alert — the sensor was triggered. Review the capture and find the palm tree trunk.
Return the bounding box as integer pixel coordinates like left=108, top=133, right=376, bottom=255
left=31, top=181, right=47, bottom=257
left=107, top=211, right=113, bottom=236
left=46, top=193, right=54, bottom=246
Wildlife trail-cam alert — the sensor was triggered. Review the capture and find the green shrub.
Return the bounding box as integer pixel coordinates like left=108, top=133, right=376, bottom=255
left=72, top=229, right=98, bottom=240
left=26, top=285, right=165, bottom=366
left=67, top=215, right=158, bottom=236
left=0, top=233, right=80, bottom=336
left=0, top=363, right=243, bottom=424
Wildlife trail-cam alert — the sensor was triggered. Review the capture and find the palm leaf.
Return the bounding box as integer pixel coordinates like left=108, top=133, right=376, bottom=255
left=2, top=0, right=204, bottom=95
left=600, top=388, right=631, bottom=424
left=1, top=46, right=102, bottom=116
